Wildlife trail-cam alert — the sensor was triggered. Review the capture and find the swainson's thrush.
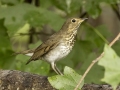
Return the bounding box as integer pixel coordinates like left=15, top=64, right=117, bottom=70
left=17, top=18, right=87, bottom=75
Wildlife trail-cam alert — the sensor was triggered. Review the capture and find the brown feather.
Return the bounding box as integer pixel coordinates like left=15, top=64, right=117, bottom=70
left=13, top=49, right=34, bottom=55
left=26, top=33, right=62, bottom=64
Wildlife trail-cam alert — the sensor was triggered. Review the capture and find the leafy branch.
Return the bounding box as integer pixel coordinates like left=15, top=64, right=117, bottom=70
left=74, top=33, right=120, bottom=90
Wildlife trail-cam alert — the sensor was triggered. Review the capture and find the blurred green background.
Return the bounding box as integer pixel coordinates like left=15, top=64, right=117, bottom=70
left=0, top=0, right=120, bottom=84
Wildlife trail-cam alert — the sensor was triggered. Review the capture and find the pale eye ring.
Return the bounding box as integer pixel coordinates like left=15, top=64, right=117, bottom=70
left=71, top=19, right=76, bottom=23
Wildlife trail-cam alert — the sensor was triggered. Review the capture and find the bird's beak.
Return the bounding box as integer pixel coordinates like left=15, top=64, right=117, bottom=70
left=80, top=18, right=88, bottom=23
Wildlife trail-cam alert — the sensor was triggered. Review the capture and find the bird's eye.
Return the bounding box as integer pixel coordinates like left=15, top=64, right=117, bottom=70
left=71, top=19, right=76, bottom=23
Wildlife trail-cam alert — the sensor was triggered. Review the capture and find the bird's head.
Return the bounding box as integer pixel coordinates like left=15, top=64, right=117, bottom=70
left=61, top=18, right=87, bottom=32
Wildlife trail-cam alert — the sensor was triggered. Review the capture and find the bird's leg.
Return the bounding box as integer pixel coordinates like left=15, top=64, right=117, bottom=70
left=51, top=62, right=63, bottom=75
left=54, top=63, right=63, bottom=75
left=51, top=62, right=60, bottom=75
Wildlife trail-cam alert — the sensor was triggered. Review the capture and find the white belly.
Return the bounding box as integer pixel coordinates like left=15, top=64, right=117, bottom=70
left=43, top=44, right=72, bottom=63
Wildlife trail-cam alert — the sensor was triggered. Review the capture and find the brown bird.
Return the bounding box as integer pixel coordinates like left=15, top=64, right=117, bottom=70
left=17, top=18, right=87, bottom=75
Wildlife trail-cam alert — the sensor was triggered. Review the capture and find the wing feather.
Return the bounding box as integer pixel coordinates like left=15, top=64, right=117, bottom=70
left=26, top=33, right=61, bottom=64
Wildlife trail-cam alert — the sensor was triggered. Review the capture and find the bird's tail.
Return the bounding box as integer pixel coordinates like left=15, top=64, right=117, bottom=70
left=26, top=59, right=32, bottom=65
left=13, top=50, right=34, bottom=57
left=26, top=55, right=41, bottom=65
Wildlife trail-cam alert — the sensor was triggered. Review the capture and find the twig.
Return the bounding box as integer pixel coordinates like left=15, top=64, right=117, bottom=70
left=74, top=33, right=120, bottom=90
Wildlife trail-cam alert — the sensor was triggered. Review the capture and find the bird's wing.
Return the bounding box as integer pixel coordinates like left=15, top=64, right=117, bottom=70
left=26, top=33, right=61, bottom=64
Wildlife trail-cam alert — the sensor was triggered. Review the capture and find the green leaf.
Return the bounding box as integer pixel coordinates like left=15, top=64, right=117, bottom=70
left=12, top=23, right=30, bottom=45
left=24, top=10, right=48, bottom=28
left=48, top=66, right=83, bottom=90
left=0, top=4, right=37, bottom=36
left=0, top=3, right=64, bottom=37
left=98, top=44, right=120, bottom=89
left=39, top=8, right=65, bottom=31
left=85, top=1, right=101, bottom=18
left=51, top=0, right=68, bottom=12
left=0, top=19, right=11, bottom=50
left=83, top=24, right=108, bottom=49
left=0, top=19, right=15, bottom=69
left=113, top=42, right=120, bottom=56
left=51, top=0, right=81, bottom=14
left=67, top=0, right=82, bottom=14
